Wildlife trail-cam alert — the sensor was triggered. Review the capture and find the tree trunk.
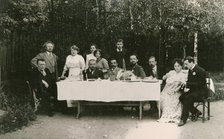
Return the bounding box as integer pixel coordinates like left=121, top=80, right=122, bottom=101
left=128, top=0, right=134, bottom=30
left=194, top=31, right=198, bottom=64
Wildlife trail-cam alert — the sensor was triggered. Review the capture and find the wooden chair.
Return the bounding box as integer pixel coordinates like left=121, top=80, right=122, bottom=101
left=26, top=81, right=40, bottom=112
left=194, top=72, right=212, bottom=122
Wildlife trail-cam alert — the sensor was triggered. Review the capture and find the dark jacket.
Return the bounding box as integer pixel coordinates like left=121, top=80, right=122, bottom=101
left=187, top=65, right=208, bottom=96
left=144, top=65, right=166, bottom=80
left=110, top=48, right=129, bottom=69
left=30, top=68, right=53, bottom=98
left=130, top=64, right=146, bottom=79
left=84, top=68, right=104, bottom=80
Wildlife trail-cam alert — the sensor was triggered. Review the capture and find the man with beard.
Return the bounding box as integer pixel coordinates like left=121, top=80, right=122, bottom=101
left=129, top=55, right=146, bottom=79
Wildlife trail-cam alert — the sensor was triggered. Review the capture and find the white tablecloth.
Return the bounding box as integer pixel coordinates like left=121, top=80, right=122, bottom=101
left=57, top=80, right=160, bottom=102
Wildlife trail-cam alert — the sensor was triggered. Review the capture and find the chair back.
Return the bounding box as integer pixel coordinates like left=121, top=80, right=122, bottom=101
left=206, top=72, right=211, bottom=88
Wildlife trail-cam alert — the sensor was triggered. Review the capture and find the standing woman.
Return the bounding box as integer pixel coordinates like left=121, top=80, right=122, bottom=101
left=94, top=49, right=109, bottom=79
left=85, top=43, right=97, bottom=70
left=61, top=45, right=85, bottom=107
left=61, top=45, right=85, bottom=80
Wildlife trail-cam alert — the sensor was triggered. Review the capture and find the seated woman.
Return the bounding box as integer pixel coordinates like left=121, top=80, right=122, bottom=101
left=158, top=58, right=187, bottom=123
left=93, top=49, right=109, bottom=79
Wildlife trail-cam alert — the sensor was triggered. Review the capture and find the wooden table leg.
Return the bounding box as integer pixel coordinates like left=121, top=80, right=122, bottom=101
left=76, top=101, right=81, bottom=119
left=139, top=101, right=143, bottom=120
left=157, top=101, right=161, bottom=119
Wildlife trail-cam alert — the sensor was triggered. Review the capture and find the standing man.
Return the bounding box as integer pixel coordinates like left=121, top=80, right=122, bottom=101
left=31, top=41, right=58, bottom=81
left=144, top=56, right=166, bottom=114
left=31, top=59, right=54, bottom=117
left=178, top=56, right=208, bottom=126
left=111, top=39, right=128, bottom=70
left=129, top=55, right=146, bottom=79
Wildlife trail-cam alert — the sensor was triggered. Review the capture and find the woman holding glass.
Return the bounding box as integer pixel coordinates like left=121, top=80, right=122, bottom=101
left=158, top=58, right=187, bottom=123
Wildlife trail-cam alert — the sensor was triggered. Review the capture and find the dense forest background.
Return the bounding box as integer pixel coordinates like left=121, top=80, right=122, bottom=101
left=0, top=0, right=224, bottom=81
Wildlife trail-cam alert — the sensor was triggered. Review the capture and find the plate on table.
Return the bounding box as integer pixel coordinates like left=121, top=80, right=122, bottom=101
left=123, top=80, right=141, bottom=82
left=87, top=79, right=96, bottom=81
left=142, top=80, right=159, bottom=83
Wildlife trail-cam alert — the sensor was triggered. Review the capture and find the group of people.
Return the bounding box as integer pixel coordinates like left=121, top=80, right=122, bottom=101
left=29, top=39, right=209, bottom=126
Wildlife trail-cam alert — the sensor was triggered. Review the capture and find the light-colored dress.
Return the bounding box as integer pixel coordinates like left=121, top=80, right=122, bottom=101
left=63, top=54, right=85, bottom=107
left=64, top=55, right=85, bottom=80
left=158, top=70, right=187, bottom=123
left=85, top=53, right=96, bottom=70
left=96, top=58, right=109, bottom=78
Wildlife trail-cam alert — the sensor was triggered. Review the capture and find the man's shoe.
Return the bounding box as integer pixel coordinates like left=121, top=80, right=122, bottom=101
left=178, top=120, right=186, bottom=126
left=192, top=111, right=202, bottom=121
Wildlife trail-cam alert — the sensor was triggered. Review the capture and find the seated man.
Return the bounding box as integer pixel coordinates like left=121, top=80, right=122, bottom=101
left=30, top=59, right=54, bottom=117
left=144, top=56, right=166, bottom=114
left=108, top=59, right=122, bottom=81
left=129, top=55, right=146, bottom=79
left=178, top=56, right=209, bottom=126
left=83, top=59, right=104, bottom=80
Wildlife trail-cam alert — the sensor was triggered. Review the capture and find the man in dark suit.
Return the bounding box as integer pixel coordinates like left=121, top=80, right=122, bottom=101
left=144, top=56, right=166, bottom=79
left=110, top=39, right=129, bottom=70
left=31, top=59, right=54, bottom=117
left=31, top=41, right=59, bottom=111
left=144, top=56, right=166, bottom=114
left=129, top=55, right=146, bottom=79
left=84, top=59, right=104, bottom=80
left=178, top=56, right=208, bottom=126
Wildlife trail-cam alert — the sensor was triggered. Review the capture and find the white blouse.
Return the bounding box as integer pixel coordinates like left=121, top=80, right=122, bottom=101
left=64, top=55, right=85, bottom=79
left=85, top=53, right=96, bottom=69
left=166, top=70, right=187, bottom=84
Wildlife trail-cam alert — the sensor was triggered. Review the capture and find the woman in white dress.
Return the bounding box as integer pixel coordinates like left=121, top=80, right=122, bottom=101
left=61, top=45, right=85, bottom=107
left=61, top=45, right=85, bottom=80
left=158, top=58, right=187, bottom=123
left=85, top=43, right=97, bottom=70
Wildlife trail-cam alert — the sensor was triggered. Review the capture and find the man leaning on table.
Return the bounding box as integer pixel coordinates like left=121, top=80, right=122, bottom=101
left=83, top=59, right=104, bottom=80
left=129, top=54, right=146, bottom=79
left=108, top=58, right=122, bottom=81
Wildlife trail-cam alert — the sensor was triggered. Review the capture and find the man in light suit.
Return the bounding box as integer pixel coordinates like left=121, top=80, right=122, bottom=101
left=178, top=56, right=209, bottom=126
left=31, top=41, right=58, bottom=81
left=108, top=59, right=122, bottom=81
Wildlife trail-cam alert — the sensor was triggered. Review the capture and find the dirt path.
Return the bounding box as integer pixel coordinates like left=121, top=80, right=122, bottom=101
left=0, top=101, right=224, bottom=139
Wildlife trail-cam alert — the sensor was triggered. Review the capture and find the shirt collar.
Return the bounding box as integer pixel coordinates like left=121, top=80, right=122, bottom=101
left=191, top=64, right=196, bottom=70
left=46, top=51, right=52, bottom=56
left=152, top=65, right=157, bottom=70
left=116, top=48, right=123, bottom=52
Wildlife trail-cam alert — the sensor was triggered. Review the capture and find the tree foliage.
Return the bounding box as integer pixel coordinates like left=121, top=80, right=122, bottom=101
left=0, top=0, right=223, bottom=71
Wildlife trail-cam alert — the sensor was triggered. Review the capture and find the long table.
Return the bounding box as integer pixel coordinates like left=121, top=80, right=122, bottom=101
left=57, top=80, right=161, bottom=119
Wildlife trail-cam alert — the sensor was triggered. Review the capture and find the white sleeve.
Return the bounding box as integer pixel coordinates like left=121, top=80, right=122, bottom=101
left=79, top=55, right=86, bottom=70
